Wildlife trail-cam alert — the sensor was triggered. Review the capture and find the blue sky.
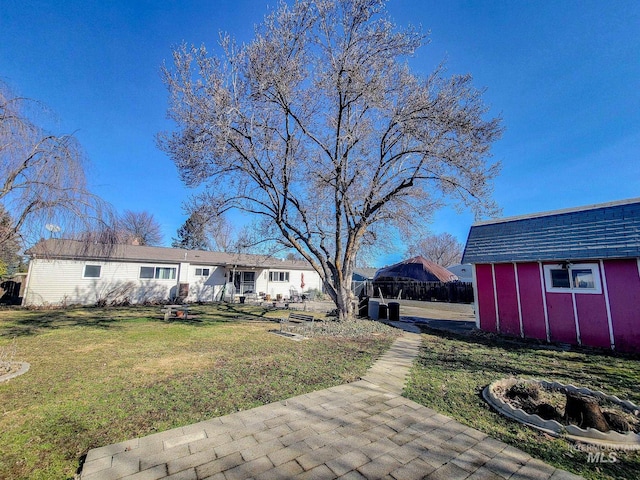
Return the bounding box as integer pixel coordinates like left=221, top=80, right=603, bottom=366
left=1, top=0, right=639, bottom=266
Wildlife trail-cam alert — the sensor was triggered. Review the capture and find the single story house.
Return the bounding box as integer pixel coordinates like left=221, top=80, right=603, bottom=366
left=22, top=239, right=322, bottom=306
left=462, top=198, right=640, bottom=353
left=447, top=264, right=473, bottom=283
left=352, top=267, right=378, bottom=297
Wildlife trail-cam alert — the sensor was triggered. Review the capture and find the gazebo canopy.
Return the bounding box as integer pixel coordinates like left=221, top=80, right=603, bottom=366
left=373, top=256, right=458, bottom=283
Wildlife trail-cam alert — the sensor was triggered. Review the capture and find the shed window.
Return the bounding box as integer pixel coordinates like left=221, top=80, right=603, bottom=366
left=550, top=269, right=570, bottom=288
left=83, top=265, right=101, bottom=278
left=572, top=269, right=595, bottom=289
left=544, top=263, right=601, bottom=294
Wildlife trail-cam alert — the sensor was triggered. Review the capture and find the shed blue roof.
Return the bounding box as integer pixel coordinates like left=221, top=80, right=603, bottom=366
left=462, top=198, right=640, bottom=264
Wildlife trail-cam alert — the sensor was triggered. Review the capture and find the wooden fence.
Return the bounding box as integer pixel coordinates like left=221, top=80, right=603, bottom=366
left=372, top=280, right=474, bottom=304
left=0, top=279, right=23, bottom=305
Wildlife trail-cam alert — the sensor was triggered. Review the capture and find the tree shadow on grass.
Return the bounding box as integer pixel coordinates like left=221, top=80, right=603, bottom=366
left=0, top=303, right=288, bottom=338
left=167, top=303, right=283, bottom=326
left=0, top=308, right=123, bottom=338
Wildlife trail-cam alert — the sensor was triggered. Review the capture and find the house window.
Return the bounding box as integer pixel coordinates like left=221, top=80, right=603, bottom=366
left=139, top=266, right=177, bottom=280
left=195, top=268, right=210, bottom=276
left=544, top=263, right=601, bottom=294
left=269, top=271, right=290, bottom=282
left=155, top=267, right=176, bottom=279
left=140, top=267, right=155, bottom=279
left=83, top=265, right=101, bottom=278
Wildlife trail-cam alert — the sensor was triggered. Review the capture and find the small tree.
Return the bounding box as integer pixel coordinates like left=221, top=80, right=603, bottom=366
left=172, top=210, right=211, bottom=250
left=0, top=80, right=108, bottom=245
left=118, top=210, right=163, bottom=246
left=172, top=203, right=239, bottom=252
left=0, top=206, right=21, bottom=277
left=160, top=0, right=502, bottom=319
left=406, top=232, right=463, bottom=267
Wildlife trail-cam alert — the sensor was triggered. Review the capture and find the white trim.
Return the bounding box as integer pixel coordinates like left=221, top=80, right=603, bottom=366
left=571, top=290, right=581, bottom=345
left=543, top=263, right=602, bottom=294
left=600, top=260, right=615, bottom=350
left=491, top=264, right=500, bottom=332
left=21, top=259, right=35, bottom=307
left=514, top=263, right=524, bottom=338
left=539, top=262, right=551, bottom=342
left=471, top=265, right=480, bottom=329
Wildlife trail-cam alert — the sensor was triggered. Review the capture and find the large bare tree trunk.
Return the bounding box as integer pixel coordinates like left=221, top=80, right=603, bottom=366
left=328, top=278, right=355, bottom=321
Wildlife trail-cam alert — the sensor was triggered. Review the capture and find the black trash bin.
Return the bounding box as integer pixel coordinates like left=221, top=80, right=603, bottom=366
left=388, top=302, right=400, bottom=321
left=378, top=303, right=388, bottom=320
left=239, top=296, right=246, bottom=304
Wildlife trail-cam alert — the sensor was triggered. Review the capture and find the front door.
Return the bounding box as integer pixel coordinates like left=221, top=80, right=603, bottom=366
left=233, top=271, right=256, bottom=295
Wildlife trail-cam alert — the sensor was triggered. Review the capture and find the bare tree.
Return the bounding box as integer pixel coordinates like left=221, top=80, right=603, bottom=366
left=406, top=232, right=463, bottom=267
left=0, top=80, right=109, bottom=246
left=159, top=0, right=502, bottom=319
left=118, top=210, right=163, bottom=246
left=206, top=213, right=236, bottom=252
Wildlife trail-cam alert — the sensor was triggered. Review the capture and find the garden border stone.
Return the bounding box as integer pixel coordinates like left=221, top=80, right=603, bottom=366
left=483, top=377, right=640, bottom=450
left=0, top=361, right=30, bottom=383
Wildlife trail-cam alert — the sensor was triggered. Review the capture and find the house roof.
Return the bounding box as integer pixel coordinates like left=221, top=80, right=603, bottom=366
left=446, top=264, right=473, bottom=282
left=462, top=198, right=640, bottom=264
left=373, top=256, right=458, bottom=282
left=353, top=267, right=378, bottom=281
left=26, top=239, right=314, bottom=270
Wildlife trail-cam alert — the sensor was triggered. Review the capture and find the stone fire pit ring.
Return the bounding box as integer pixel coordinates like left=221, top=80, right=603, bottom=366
left=483, top=377, right=640, bottom=450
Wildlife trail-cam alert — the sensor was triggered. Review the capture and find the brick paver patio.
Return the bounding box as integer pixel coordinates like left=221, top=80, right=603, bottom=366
left=80, top=323, right=582, bottom=480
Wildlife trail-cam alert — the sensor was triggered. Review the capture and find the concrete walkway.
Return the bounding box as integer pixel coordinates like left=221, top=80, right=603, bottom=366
left=80, top=323, right=582, bottom=480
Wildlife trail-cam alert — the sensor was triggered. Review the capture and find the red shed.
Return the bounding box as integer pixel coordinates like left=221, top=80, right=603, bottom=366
left=462, top=198, right=640, bottom=353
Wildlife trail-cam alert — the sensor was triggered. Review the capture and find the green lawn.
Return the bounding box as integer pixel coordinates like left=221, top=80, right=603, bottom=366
left=404, top=327, right=640, bottom=480
left=0, top=304, right=397, bottom=480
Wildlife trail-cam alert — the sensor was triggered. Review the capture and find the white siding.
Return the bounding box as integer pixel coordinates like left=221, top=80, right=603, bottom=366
left=184, top=265, right=226, bottom=303
left=259, top=269, right=322, bottom=299
left=23, top=258, right=323, bottom=306
left=24, top=259, right=179, bottom=306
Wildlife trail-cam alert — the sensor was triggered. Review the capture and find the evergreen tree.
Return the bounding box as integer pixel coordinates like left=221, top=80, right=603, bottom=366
left=171, top=211, right=211, bottom=250
left=0, top=206, right=22, bottom=277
